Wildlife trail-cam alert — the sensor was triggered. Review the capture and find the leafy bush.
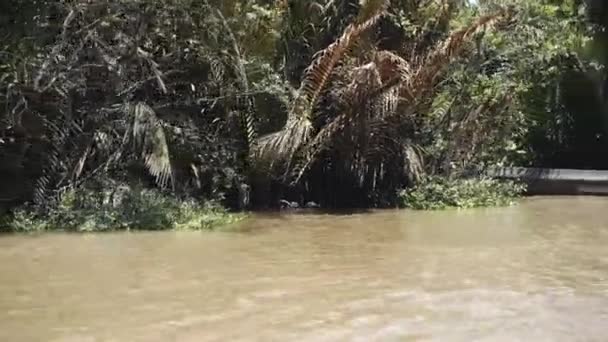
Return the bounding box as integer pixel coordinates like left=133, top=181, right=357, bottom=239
left=0, top=183, right=244, bottom=232
left=399, top=177, right=526, bottom=210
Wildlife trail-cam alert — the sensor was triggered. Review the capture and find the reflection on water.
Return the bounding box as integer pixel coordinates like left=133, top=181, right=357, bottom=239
left=1, top=197, right=608, bottom=341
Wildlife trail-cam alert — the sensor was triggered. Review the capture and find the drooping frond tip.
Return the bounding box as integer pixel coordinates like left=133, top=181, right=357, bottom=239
left=131, top=102, right=174, bottom=188
left=442, top=8, right=511, bottom=57
left=410, top=7, right=512, bottom=98
left=252, top=117, right=313, bottom=170
left=356, top=0, right=390, bottom=24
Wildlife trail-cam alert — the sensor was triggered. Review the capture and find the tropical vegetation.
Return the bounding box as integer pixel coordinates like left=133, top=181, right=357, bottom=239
left=0, top=0, right=606, bottom=229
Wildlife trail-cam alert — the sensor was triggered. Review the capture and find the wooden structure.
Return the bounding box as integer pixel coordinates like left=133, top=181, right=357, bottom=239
left=487, top=167, right=608, bottom=196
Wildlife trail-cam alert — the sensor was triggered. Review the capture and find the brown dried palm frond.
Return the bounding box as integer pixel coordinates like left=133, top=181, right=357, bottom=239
left=370, top=50, right=410, bottom=115
left=251, top=0, right=389, bottom=167
left=290, top=58, right=402, bottom=184
left=409, top=8, right=511, bottom=99
left=295, top=0, right=388, bottom=120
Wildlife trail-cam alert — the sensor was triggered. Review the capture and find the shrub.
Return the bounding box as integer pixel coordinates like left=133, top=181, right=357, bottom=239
left=399, top=177, right=526, bottom=210
left=1, top=183, right=244, bottom=232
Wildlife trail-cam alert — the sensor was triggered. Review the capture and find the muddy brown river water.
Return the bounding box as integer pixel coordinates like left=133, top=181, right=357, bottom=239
left=1, top=196, right=608, bottom=341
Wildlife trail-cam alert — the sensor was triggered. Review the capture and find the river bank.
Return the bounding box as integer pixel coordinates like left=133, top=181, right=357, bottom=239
left=1, top=176, right=526, bottom=232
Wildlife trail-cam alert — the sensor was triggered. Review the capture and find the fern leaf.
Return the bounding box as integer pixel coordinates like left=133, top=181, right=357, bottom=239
left=429, top=90, right=454, bottom=120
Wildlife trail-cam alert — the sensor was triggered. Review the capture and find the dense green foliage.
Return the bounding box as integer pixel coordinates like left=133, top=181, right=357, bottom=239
left=0, top=0, right=285, bottom=224
left=1, top=181, right=242, bottom=232
left=399, top=177, right=526, bottom=210
left=1, top=0, right=606, bottom=225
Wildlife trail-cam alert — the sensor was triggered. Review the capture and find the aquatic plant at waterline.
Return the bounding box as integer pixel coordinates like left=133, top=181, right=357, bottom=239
left=399, top=177, right=526, bottom=210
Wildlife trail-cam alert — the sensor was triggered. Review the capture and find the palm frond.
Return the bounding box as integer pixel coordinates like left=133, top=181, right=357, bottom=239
left=253, top=116, right=314, bottom=171
left=208, top=2, right=258, bottom=150
left=411, top=9, right=511, bottom=98
left=290, top=58, right=402, bottom=184
left=252, top=0, right=389, bottom=166
left=291, top=113, right=349, bottom=184
left=34, top=117, right=82, bottom=206
left=130, top=102, right=174, bottom=189
left=293, top=0, right=389, bottom=121
left=403, top=142, right=424, bottom=184
left=374, top=50, right=412, bottom=83
left=356, top=0, right=390, bottom=25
